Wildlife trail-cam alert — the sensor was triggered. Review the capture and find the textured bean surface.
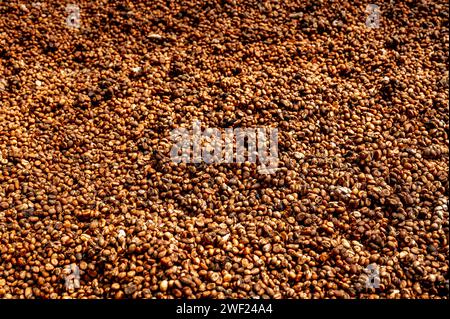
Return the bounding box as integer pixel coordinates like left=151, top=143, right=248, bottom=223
left=0, top=0, right=448, bottom=299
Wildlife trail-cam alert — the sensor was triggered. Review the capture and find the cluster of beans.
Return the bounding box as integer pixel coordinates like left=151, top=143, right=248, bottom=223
left=0, top=0, right=448, bottom=299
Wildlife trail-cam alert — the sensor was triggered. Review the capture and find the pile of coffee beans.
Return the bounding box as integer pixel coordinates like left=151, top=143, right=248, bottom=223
left=0, top=0, right=448, bottom=299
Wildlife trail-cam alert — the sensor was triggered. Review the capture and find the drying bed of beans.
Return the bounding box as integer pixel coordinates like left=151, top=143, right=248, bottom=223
left=0, top=0, right=448, bottom=299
